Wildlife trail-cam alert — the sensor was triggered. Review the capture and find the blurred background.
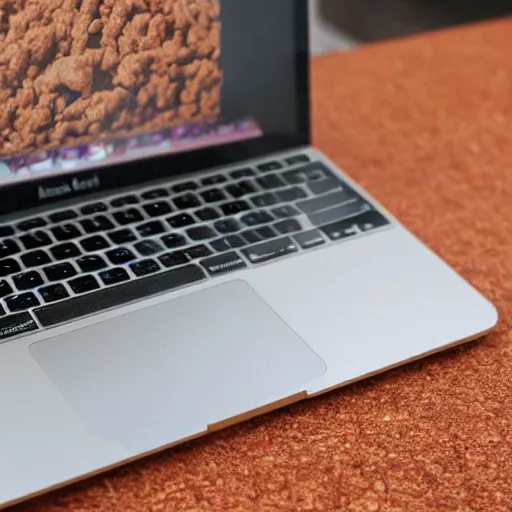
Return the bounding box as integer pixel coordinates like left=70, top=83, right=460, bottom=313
left=310, top=0, right=511, bottom=54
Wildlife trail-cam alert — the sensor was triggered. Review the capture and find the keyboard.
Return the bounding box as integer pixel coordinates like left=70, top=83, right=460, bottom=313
left=0, top=154, right=391, bottom=342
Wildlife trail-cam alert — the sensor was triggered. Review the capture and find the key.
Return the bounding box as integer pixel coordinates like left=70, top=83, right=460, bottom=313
left=200, top=251, right=247, bottom=276
left=141, top=188, right=170, bottom=200
left=201, top=189, right=226, bottom=203
left=113, top=209, right=144, bottom=226
left=130, top=259, right=161, bottom=277
left=51, top=243, right=81, bottom=261
left=214, top=218, right=241, bottom=234
left=20, top=231, right=52, bottom=250
left=173, top=193, right=201, bottom=210
left=21, top=250, right=51, bottom=268
left=108, top=229, right=137, bottom=245
left=256, top=174, right=286, bottom=190
left=69, top=275, right=100, bottom=294
left=159, top=251, right=190, bottom=268
left=51, top=224, right=82, bottom=241
left=81, top=235, right=110, bottom=252
left=242, top=237, right=298, bottom=265
left=221, top=201, right=250, bottom=216
left=44, top=263, right=77, bottom=281
left=49, top=210, right=78, bottom=223
left=231, top=168, right=255, bottom=179
left=201, top=174, right=227, bottom=186
left=106, top=248, right=136, bottom=265
left=0, top=280, right=14, bottom=298
left=134, top=240, right=164, bottom=257
left=81, top=203, right=107, bottom=215
left=137, top=221, right=166, bottom=237
left=17, top=218, right=47, bottom=231
left=161, top=233, right=187, bottom=249
left=274, top=219, right=303, bottom=235
left=111, top=195, right=139, bottom=207
left=195, top=208, right=220, bottom=221
left=14, top=271, right=44, bottom=291
left=226, top=180, right=257, bottom=198
left=39, top=284, right=69, bottom=303
left=167, top=213, right=195, bottom=228
left=143, top=201, right=172, bottom=218
left=277, top=187, right=308, bottom=203
left=294, top=230, right=326, bottom=250
left=0, top=239, right=21, bottom=257
left=100, top=267, right=130, bottom=286
left=258, top=161, right=283, bottom=172
left=6, top=292, right=40, bottom=312
left=308, top=201, right=371, bottom=227
left=172, top=181, right=198, bottom=193
left=76, top=255, right=107, bottom=273
left=0, top=258, right=21, bottom=277
left=297, top=190, right=357, bottom=215
left=80, top=215, right=115, bottom=233
left=187, top=226, right=217, bottom=241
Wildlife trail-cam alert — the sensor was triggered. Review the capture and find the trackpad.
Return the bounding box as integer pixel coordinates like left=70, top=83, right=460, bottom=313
left=30, top=280, right=327, bottom=453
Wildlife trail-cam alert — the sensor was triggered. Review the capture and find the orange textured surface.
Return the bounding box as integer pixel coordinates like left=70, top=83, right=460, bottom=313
left=12, top=19, right=512, bottom=512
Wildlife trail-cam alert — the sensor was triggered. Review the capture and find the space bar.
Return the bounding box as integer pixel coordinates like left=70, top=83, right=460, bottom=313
left=34, top=264, right=206, bottom=327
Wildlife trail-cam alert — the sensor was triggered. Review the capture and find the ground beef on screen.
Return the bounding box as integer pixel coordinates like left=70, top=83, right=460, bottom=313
left=0, top=0, right=222, bottom=157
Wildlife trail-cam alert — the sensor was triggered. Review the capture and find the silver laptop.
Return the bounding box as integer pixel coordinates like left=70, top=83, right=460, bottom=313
left=0, top=1, right=497, bottom=508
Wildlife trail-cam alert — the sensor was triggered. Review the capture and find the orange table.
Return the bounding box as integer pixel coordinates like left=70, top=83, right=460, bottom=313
left=14, top=19, right=512, bottom=512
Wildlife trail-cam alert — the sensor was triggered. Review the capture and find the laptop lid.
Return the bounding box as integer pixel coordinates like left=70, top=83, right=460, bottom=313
left=0, top=0, right=310, bottom=216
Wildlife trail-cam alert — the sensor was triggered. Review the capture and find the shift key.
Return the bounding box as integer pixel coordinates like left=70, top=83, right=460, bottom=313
left=242, top=237, right=298, bottom=265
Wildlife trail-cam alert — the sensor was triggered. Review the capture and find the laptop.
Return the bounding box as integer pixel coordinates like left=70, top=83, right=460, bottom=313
left=0, top=1, right=497, bottom=508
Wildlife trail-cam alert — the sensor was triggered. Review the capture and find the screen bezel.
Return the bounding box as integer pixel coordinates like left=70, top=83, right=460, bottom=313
left=0, top=2, right=310, bottom=216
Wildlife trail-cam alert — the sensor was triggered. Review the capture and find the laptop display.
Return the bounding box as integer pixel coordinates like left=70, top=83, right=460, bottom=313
left=0, top=1, right=308, bottom=198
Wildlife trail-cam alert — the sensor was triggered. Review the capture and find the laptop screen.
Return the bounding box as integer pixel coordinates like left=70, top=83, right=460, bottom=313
left=0, top=1, right=308, bottom=203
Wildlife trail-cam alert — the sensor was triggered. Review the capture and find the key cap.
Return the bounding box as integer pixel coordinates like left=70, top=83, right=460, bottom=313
left=202, top=174, right=227, bottom=186
left=308, top=178, right=343, bottom=196
left=130, top=259, right=160, bottom=277
left=172, top=181, right=198, bottom=193
left=221, top=200, right=250, bottom=216
left=13, top=271, right=44, bottom=291
left=0, top=312, right=39, bottom=339
left=277, top=187, right=308, bottom=203
left=111, top=195, right=139, bottom=207
left=241, top=211, right=274, bottom=227
left=184, top=245, right=212, bottom=260
left=285, top=154, right=310, bottom=166
left=81, top=235, right=110, bottom=252
left=100, top=267, right=130, bottom=286
left=17, top=218, right=47, bottom=231
left=81, top=202, right=107, bottom=215
left=141, top=188, right=170, bottom=200
left=51, top=224, right=82, bottom=241
left=294, top=230, right=326, bottom=250
left=274, top=219, right=303, bottom=235
left=137, top=221, right=166, bottom=237
left=76, top=255, right=107, bottom=272
left=143, top=201, right=172, bottom=218
left=0, top=226, right=15, bottom=237
left=106, top=248, right=136, bottom=265
left=283, top=162, right=332, bottom=185
left=0, top=258, right=21, bottom=277
left=39, top=284, right=69, bottom=303
left=167, top=213, right=195, bottom=228
left=226, top=180, right=257, bottom=198
left=214, top=218, right=241, bottom=234
left=297, top=190, right=357, bottom=215
left=44, top=263, right=77, bottom=281
left=74, top=216, right=113, bottom=234
left=6, top=292, right=40, bottom=312
left=272, top=205, right=300, bottom=218
left=108, top=229, right=137, bottom=245
left=161, top=233, right=187, bottom=249
left=0, top=280, right=14, bottom=298
left=49, top=210, right=78, bottom=223
left=0, top=239, right=21, bottom=257
left=252, top=193, right=279, bottom=208
left=113, top=209, right=144, bottom=226
left=200, top=251, right=247, bottom=276
left=256, top=226, right=277, bottom=240
left=187, top=225, right=217, bottom=241
left=174, top=193, right=201, bottom=210
left=258, top=161, right=283, bottom=172
left=241, top=230, right=261, bottom=244
left=351, top=210, right=391, bottom=232
left=201, top=189, right=226, bottom=203
left=21, top=250, right=51, bottom=268
left=51, top=243, right=81, bottom=261
left=195, top=207, right=220, bottom=221
left=257, top=174, right=286, bottom=190
left=69, top=275, right=100, bottom=294
left=231, top=168, right=255, bottom=179
left=159, top=251, right=190, bottom=268
left=20, top=231, right=52, bottom=250
left=309, top=201, right=371, bottom=227
left=242, top=237, right=298, bottom=265
left=35, top=265, right=206, bottom=327
left=134, top=240, right=164, bottom=256
left=211, top=235, right=246, bottom=252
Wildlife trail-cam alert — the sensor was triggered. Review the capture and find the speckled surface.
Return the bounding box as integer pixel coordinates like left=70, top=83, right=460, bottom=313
left=11, top=19, right=512, bottom=512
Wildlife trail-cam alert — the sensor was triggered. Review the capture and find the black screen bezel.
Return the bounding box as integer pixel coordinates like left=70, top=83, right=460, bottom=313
left=0, top=1, right=310, bottom=216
